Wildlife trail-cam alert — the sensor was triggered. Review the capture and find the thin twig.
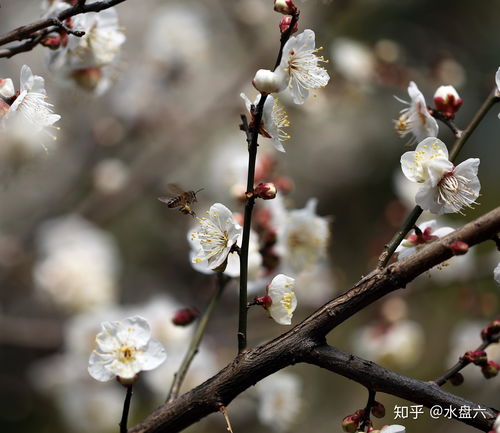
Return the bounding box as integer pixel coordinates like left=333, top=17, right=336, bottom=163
left=219, top=406, right=234, bottom=433
left=377, top=90, right=500, bottom=268
left=166, top=273, right=230, bottom=402
left=360, top=389, right=376, bottom=430
left=237, top=12, right=300, bottom=353
left=119, top=384, right=133, bottom=433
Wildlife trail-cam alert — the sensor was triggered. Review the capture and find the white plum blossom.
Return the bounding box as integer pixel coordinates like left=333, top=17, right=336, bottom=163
left=241, top=93, right=290, bottom=152
left=275, top=29, right=330, bottom=104
left=255, top=372, right=302, bottom=431
left=494, top=262, right=500, bottom=284
left=400, top=137, right=480, bottom=214
left=276, top=198, right=329, bottom=273
left=1, top=65, right=61, bottom=141
left=33, top=214, right=120, bottom=313
left=191, top=203, right=242, bottom=271
left=266, top=274, right=297, bottom=325
left=88, top=315, right=167, bottom=382
left=394, top=81, right=438, bottom=144
left=44, top=2, right=125, bottom=94
left=330, top=37, right=375, bottom=87
left=396, top=220, right=454, bottom=259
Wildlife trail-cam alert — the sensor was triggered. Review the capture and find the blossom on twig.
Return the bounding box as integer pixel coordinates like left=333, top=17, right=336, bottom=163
left=266, top=274, right=297, bottom=325
left=88, top=315, right=167, bottom=383
left=396, top=220, right=454, bottom=259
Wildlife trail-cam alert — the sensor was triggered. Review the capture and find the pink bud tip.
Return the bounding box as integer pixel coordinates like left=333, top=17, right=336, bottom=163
left=449, top=241, right=469, bottom=255
left=274, top=0, right=298, bottom=15
left=172, top=308, right=199, bottom=326
left=463, top=350, right=488, bottom=365
left=481, top=319, right=500, bottom=341
left=254, top=182, right=277, bottom=200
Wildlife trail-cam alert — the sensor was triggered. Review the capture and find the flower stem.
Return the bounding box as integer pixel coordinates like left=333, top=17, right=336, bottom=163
left=119, top=384, right=133, bottom=433
left=167, top=273, right=229, bottom=402
left=377, top=89, right=499, bottom=268
left=360, top=389, right=376, bottom=430
left=237, top=13, right=300, bottom=354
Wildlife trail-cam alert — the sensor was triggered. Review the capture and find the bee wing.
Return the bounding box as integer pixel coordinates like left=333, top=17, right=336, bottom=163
left=166, top=183, right=185, bottom=195
left=158, top=197, right=171, bottom=204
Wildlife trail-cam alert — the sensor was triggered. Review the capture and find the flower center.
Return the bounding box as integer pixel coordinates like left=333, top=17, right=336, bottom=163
left=119, top=346, right=136, bottom=363
left=280, top=292, right=294, bottom=315
left=437, top=172, right=478, bottom=214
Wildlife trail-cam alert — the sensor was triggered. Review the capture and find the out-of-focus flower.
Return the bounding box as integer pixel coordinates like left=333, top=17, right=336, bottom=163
left=1, top=65, right=60, bottom=143
left=93, top=158, right=129, bottom=194
left=380, top=426, right=406, bottom=433
left=0, top=78, right=15, bottom=98
left=275, top=29, right=330, bottom=104
left=255, top=371, right=302, bottom=431
left=33, top=214, right=120, bottom=313
left=494, top=262, right=500, bottom=284
left=493, top=413, right=500, bottom=433
left=88, top=315, right=167, bottom=383
left=253, top=69, right=287, bottom=94
left=275, top=198, right=329, bottom=273
left=241, top=93, right=290, bottom=152
left=396, top=220, right=454, bottom=259
left=266, top=274, right=297, bottom=325
left=394, top=81, right=438, bottom=144
left=44, top=2, right=125, bottom=94
left=433, top=85, right=462, bottom=118
left=190, top=203, right=241, bottom=271
left=331, top=37, right=375, bottom=87
left=400, top=137, right=480, bottom=214
left=352, top=320, right=424, bottom=369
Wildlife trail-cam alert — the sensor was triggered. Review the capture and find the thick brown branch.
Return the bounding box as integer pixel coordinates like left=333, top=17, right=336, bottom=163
left=0, top=0, right=128, bottom=57
left=129, top=206, right=500, bottom=433
left=305, top=345, right=497, bottom=431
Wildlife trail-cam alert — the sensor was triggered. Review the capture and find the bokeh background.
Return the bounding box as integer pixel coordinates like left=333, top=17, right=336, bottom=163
left=0, top=0, right=499, bottom=432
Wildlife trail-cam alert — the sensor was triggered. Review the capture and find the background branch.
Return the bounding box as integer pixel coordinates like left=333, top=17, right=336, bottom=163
left=129, top=206, right=500, bottom=433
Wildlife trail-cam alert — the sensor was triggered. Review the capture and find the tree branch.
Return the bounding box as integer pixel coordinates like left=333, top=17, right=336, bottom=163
left=129, top=206, right=500, bottom=433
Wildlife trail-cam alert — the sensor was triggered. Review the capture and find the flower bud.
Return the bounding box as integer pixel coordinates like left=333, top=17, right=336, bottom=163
left=0, top=78, right=15, bottom=99
left=254, top=182, right=277, bottom=200
left=433, top=85, right=462, bottom=118
left=371, top=401, right=386, bottom=418
left=71, top=67, right=102, bottom=91
left=41, top=36, right=63, bottom=50
left=172, top=307, right=199, bottom=326
left=449, top=372, right=464, bottom=386
left=449, top=241, right=469, bottom=255
left=481, top=319, right=500, bottom=341
left=463, top=349, right=488, bottom=365
left=274, top=0, right=298, bottom=15
left=279, top=16, right=298, bottom=34
left=252, top=69, right=286, bottom=94
left=255, top=295, right=273, bottom=308
left=481, top=361, right=500, bottom=379
left=342, top=415, right=360, bottom=433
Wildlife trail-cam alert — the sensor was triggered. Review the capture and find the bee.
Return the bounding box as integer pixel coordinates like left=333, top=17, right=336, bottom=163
left=158, top=184, right=204, bottom=217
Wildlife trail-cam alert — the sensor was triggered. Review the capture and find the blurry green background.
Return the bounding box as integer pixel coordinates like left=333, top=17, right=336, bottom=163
left=0, top=0, right=499, bottom=432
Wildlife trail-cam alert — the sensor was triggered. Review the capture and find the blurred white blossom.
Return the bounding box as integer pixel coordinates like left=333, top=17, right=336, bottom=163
left=331, top=37, right=375, bottom=87
left=495, top=262, right=500, bottom=284
left=276, top=29, right=330, bottom=104
left=255, top=371, right=302, bottom=431
left=33, top=214, right=120, bottom=313
left=88, top=315, right=167, bottom=382
left=394, top=81, right=438, bottom=144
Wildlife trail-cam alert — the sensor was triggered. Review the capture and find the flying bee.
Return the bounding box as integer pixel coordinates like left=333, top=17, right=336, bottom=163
left=158, top=184, right=204, bottom=217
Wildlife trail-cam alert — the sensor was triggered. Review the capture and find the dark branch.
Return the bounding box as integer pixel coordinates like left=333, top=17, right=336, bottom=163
left=129, top=207, right=500, bottom=433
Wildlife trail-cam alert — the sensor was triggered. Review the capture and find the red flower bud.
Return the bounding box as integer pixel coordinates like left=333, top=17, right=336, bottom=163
left=449, top=241, right=469, bottom=255
left=172, top=307, right=199, bottom=326
left=274, top=0, right=298, bottom=15
left=433, top=85, right=462, bottom=118
left=463, top=350, right=488, bottom=365
left=279, top=16, right=298, bottom=34
left=371, top=401, right=386, bottom=418
left=255, top=295, right=273, bottom=308
left=481, top=361, right=500, bottom=379
left=481, top=319, right=500, bottom=341
left=342, top=415, right=360, bottom=433
left=449, top=372, right=464, bottom=386
left=254, top=182, right=277, bottom=200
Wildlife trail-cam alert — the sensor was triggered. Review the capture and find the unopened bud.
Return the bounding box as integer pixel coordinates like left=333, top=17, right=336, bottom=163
left=449, top=241, right=469, bottom=255
left=279, top=16, right=298, bottom=34
left=252, top=69, right=286, bottom=94
left=342, top=415, right=360, bottom=433
left=254, top=182, right=277, bottom=200
left=41, top=36, right=62, bottom=49
left=433, top=85, right=462, bottom=118
left=71, top=67, right=102, bottom=91
left=274, top=0, right=298, bottom=15
left=256, top=295, right=273, bottom=308
left=371, top=401, right=386, bottom=418
left=481, top=361, right=500, bottom=379
left=172, top=307, right=199, bottom=326
left=0, top=78, right=15, bottom=99
left=449, top=372, right=464, bottom=386
left=481, top=319, right=500, bottom=341
left=463, top=349, right=488, bottom=365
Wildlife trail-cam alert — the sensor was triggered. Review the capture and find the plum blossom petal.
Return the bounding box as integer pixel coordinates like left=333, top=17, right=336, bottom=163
left=267, top=274, right=297, bottom=325
left=400, top=137, right=449, bottom=183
